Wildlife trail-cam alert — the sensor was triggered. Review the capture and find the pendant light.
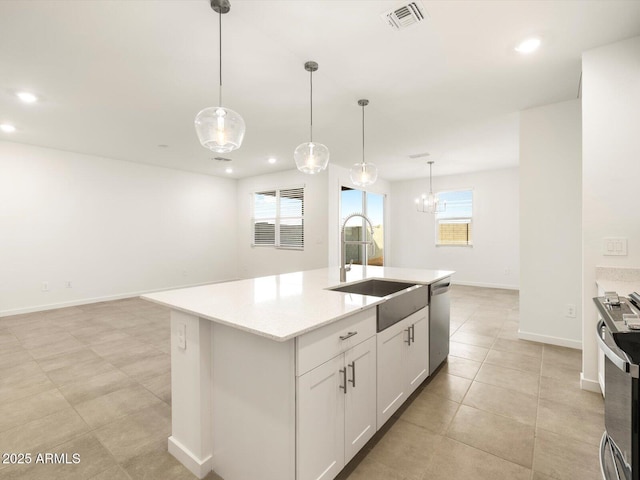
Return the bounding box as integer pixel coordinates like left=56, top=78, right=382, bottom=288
left=294, top=61, right=329, bottom=174
left=195, top=0, right=245, bottom=153
left=415, top=161, right=446, bottom=213
left=349, top=99, right=377, bottom=187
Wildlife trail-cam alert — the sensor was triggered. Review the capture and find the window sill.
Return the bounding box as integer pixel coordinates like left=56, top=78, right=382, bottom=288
left=435, top=243, right=473, bottom=248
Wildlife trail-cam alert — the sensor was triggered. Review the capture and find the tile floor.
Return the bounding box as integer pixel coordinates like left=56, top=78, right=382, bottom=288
left=0, top=286, right=603, bottom=480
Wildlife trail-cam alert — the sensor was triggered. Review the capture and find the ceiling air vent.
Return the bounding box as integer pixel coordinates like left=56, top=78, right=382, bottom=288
left=381, top=1, right=427, bottom=31
left=212, top=156, right=232, bottom=162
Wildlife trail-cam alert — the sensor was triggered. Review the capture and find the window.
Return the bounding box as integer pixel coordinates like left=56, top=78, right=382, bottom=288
left=340, top=187, right=385, bottom=265
left=436, top=189, right=473, bottom=246
left=252, top=186, right=304, bottom=249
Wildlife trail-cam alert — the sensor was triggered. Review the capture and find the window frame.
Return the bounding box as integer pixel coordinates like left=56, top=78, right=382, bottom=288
left=435, top=188, right=474, bottom=247
left=251, top=185, right=305, bottom=250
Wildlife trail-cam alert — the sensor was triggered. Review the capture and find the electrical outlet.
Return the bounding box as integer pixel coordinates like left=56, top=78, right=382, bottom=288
left=177, top=323, right=186, bottom=350
left=65, top=281, right=72, bottom=288
left=42, top=281, right=49, bottom=292
left=182, top=270, right=188, bottom=277
left=504, top=268, right=511, bottom=276
left=565, top=304, right=577, bottom=318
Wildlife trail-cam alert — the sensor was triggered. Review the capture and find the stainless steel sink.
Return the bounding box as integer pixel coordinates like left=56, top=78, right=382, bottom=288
left=328, top=279, right=428, bottom=332
left=328, top=279, right=418, bottom=297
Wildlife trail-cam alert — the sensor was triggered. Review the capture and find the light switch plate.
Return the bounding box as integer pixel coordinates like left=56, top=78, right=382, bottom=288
left=603, top=237, right=628, bottom=256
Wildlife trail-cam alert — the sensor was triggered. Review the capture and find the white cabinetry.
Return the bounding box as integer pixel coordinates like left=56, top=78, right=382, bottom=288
left=296, top=311, right=377, bottom=480
left=376, top=308, right=429, bottom=427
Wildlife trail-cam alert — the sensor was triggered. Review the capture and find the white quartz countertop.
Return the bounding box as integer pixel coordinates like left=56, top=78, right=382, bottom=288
left=142, top=266, right=454, bottom=342
left=595, top=266, right=640, bottom=297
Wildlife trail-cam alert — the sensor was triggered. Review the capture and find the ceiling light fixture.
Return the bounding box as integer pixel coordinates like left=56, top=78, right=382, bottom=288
left=349, top=99, right=377, bottom=187
left=16, top=91, right=37, bottom=103
left=195, top=0, right=245, bottom=153
left=0, top=123, right=16, bottom=133
left=225, top=167, right=233, bottom=174
left=515, top=37, right=541, bottom=54
left=415, top=161, right=445, bottom=214
left=294, top=61, right=329, bottom=174
left=268, top=157, right=277, bottom=164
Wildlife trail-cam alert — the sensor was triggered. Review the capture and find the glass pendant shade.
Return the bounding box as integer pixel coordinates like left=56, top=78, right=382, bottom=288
left=350, top=162, right=378, bottom=187
left=195, top=106, right=245, bottom=153
left=294, top=141, right=329, bottom=174
left=415, top=160, right=446, bottom=214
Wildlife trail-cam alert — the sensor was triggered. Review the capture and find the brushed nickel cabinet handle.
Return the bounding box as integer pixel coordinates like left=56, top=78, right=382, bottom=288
left=339, top=368, right=347, bottom=394
left=348, top=361, right=356, bottom=388
left=339, top=331, right=358, bottom=341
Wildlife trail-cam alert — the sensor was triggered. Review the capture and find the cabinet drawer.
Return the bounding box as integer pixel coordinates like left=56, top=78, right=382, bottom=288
left=297, top=309, right=376, bottom=376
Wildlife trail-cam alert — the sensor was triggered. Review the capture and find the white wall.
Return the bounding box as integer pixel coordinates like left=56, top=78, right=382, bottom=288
left=0, top=141, right=238, bottom=316
left=389, top=167, right=519, bottom=289
left=236, top=168, right=329, bottom=279
left=519, top=99, right=582, bottom=349
left=582, top=36, right=640, bottom=388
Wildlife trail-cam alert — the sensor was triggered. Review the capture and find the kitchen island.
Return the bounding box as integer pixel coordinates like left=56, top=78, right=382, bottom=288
left=142, top=266, right=453, bottom=480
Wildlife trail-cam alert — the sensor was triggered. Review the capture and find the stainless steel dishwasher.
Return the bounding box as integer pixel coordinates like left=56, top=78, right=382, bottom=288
left=429, top=278, right=451, bottom=375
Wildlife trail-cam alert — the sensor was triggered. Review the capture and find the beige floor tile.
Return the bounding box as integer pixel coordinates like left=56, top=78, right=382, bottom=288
left=59, top=370, right=137, bottom=405
left=423, top=372, right=471, bottom=402
left=26, top=336, right=85, bottom=360
left=94, top=342, right=162, bottom=368
left=121, top=440, right=200, bottom=480
left=37, top=349, right=118, bottom=387
left=533, top=428, right=601, bottom=480
left=399, top=390, right=459, bottom=434
left=540, top=360, right=581, bottom=386
left=447, top=404, right=535, bottom=468
left=0, top=346, right=35, bottom=369
left=0, top=389, right=70, bottom=433
left=449, top=341, right=489, bottom=362
left=542, top=345, right=582, bottom=370
left=462, top=381, right=538, bottom=426
left=0, top=433, right=118, bottom=480
left=367, top=419, right=439, bottom=480
left=423, top=436, right=531, bottom=480
left=142, top=373, right=171, bottom=404
left=539, top=376, right=603, bottom=414
left=93, top=403, right=171, bottom=463
left=0, top=408, right=89, bottom=454
left=0, top=329, right=19, bottom=346
left=532, top=472, right=556, bottom=480
left=536, top=398, right=604, bottom=446
left=19, top=331, right=73, bottom=349
left=457, top=322, right=501, bottom=338
left=492, top=338, right=543, bottom=358
left=450, top=331, right=496, bottom=348
left=440, top=355, right=482, bottom=380
left=340, top=456, right=405, bottom=480
left=475, top=363, right=540, bottom=397
left=119, top=353, right=171, bottom=383
left=0, top=369, right=56, bottom=403
left=75, top=384, right=165, bottom=428
left=88, top=465, right=132, bottom=480
left=485, top=348, right=542, bottom=374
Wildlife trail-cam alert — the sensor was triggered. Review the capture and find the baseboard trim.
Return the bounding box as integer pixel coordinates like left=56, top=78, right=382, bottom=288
left=0, top=278, right=239, bottom=318
left=580, top=373, right=602, bottom=394
left=518, top=330, right=582, bottom=350
left=452, top=280, right=519, bottom=291
left=168, top=436, right=212, bottom=479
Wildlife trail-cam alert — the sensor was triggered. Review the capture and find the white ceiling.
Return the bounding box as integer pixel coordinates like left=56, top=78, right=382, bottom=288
left=1, top=1, right=640, bottom=181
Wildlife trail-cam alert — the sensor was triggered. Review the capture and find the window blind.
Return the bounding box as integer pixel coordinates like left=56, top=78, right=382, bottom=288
left=252, top=187, right=304, bottom=249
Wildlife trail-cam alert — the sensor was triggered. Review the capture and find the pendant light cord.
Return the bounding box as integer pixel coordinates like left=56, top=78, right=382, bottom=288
left=309, top=69, right=313, bottom=142
left=429, top=162, right=433, bottom=193
left=362, top=103, right=365, bottom=164
left=218, top=9, right=223, bottom=106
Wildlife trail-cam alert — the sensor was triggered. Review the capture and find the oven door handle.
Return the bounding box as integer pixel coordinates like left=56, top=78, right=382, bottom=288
left=597, top=320, right=640, bottom=379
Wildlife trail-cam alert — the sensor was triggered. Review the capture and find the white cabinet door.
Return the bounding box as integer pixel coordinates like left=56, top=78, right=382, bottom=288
left=344, top=335, right=377, bottom=463
left=297, top=355, right=345, bottom=480
left=376, top=317, right=410, bottom=427
left=405, top=308, right=429, bottom=396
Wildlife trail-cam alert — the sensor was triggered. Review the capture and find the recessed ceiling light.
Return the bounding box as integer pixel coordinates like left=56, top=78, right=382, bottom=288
left=0, top=123, right=16, bottom=133
left=268, top=157, right=277, bottom=164
left=225, top=167, right=233, bottom=174
left=16, top=91, right=38, bottom=103
left=515, top=37, right=541, bottom=54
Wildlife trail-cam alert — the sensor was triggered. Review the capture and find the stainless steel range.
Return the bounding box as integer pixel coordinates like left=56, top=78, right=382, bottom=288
left=594, top=292, right=640, bottom=480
